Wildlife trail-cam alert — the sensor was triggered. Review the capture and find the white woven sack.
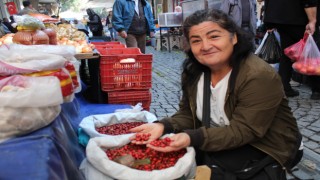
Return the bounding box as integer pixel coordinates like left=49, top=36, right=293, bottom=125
left=86, top=136, right=196, bottom=180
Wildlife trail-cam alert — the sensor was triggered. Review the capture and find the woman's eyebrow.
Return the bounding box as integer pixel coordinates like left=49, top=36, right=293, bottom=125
left=189, top=29, right=222, bottom=39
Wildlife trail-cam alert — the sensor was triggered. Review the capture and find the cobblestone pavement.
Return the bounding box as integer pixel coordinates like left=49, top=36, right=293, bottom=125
left=146, top=46, right=320, bottom=179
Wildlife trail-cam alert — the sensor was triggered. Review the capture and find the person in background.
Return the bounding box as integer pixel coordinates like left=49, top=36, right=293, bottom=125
left=264, top=0, right=320, bottom=99
left=0, top=19, right=11, bottom=34
left=73, top=19, right=89, bottom=36
left=2, top=18, right=17, bottom=33
left=0, top=21, right=6, bottom=38
left=9, top=16, right=17, bottom=29
left=112, top=0, right=156, bottom=53
left=130, top=9, right=302, bottom=179
left=86, top=8, right=103, bottom=36
left=106, top=11, right=118, bottom=41
left=81, top=16, right=89, bottom=31
left=18, top=0, right=38, bottom=15
left=219, top=0, right=256, bottom=36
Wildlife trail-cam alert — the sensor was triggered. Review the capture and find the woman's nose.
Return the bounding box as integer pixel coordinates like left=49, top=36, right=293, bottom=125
left=201, top=39, right=212, bottom=51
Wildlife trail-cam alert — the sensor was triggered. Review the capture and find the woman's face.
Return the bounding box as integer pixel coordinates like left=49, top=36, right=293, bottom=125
left=189, top=21, right=237, bottom=71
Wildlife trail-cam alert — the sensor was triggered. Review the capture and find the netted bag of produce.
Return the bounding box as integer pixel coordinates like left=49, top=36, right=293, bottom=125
left=0, top=75, right=63, bottom=142
left=82, top=136, right=196, bottom=180
left=79, top=107, right=157, bottom=146
left=13, top=15, right=49, bottom=45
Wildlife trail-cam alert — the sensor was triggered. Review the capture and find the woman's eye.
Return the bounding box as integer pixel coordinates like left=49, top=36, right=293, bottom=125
left=210, top=35, right=219, bottom=39
left=191, top=40, right=201, bottom=44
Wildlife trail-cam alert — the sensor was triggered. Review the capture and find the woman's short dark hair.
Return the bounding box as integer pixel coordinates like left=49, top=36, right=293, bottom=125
left=180, top=9, right=254, bottom=101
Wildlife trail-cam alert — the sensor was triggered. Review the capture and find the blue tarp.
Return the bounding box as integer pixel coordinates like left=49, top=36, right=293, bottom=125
left=0, top=86, right=130, bottom=180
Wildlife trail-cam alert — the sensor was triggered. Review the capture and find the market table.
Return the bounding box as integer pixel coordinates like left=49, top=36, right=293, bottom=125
left=0, top=87, right=130, bottom=180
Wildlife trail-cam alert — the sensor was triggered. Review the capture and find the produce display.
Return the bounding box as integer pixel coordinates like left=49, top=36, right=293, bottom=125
left=0, top=33, right=14, bottom=45
left=12, top=15, right=50, bottom=45
left=106, top=143, right=187, bottom=171
left=96, top=122, right=146, bottom=135
left=0, top=14, right=95, bottom=53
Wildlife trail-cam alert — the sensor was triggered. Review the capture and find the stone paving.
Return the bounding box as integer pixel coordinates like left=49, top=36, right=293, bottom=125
left=146, top=46, right=320, bottom=179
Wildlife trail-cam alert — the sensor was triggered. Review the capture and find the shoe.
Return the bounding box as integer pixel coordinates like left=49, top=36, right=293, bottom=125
left=310, top=92, right=320, bottom=100
left=285, top=89, right=299, bottom=97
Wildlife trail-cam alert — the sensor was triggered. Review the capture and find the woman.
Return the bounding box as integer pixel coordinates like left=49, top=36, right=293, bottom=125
left=131, top=9, right=302, bottom=179
left=86, top=8, right=103, bottom=36
left=106, top=11, right=118, bottom=41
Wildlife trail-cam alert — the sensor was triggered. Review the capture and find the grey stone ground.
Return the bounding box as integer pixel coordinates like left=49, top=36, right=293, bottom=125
left=146, top=46, right=320, bottom=179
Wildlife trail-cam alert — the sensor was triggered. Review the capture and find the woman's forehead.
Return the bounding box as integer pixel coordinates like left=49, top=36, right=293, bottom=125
left=189, top=21, right=225, bottom=34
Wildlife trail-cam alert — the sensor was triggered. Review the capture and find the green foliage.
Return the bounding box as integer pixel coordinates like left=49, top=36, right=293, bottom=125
left=59, top=0, right=82, bottom=12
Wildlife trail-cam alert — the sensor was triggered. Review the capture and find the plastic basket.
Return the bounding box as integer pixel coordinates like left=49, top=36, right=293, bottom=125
left=95, top=44, right=127, bottom=52
left=91, top=41, right=121, bottom=45
left=99, top=48, right=152, bottom=91
left=98, top=48, right=142, bottom=56
left=107, top=90, right=151, bottom=111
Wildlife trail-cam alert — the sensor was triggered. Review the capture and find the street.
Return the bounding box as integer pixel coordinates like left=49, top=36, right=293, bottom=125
left=147, top=46, right=320, bottom=179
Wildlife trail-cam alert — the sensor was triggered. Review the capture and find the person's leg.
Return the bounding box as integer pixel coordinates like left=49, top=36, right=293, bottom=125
left=109, top=28, right=114, bottom=40
left=126, top=34, right=138, bottom=48
left=309, top=27, right=320, bottom=100
left=136, top=34, right=146, bottom=53
left=113, top=28, right=118, bottom=41
left=276, top=25, right=305, bottom=97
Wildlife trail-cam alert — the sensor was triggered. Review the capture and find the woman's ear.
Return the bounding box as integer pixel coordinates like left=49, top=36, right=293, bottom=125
left=232, top=33, right=238, bottom=45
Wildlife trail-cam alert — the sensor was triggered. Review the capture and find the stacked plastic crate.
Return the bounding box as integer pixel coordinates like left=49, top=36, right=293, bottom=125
left=95, top=43, right=152, bottom=111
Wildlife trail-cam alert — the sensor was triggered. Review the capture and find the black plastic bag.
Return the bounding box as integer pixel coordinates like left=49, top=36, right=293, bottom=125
left=256, top=31, right=282, bottom=64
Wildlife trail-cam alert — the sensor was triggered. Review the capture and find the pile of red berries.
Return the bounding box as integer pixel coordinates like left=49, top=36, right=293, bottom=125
left=135, top=133, right=151, bottom=141
left=96, top=122, right=146, bottom=135
left=149, top=137, right=172, bottom=147
left=106, top=143, right=186, bottom=171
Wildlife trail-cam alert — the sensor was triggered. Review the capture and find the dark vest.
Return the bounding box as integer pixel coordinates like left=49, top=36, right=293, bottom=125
left=127, top=0, right=147, bottom=35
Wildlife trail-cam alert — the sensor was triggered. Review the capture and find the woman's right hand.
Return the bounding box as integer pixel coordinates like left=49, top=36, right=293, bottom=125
left=129, top=123, right=164, bottom=144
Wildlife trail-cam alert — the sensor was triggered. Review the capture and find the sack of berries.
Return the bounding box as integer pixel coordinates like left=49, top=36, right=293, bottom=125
left=83, top=136, right=196, bottom=180
left=79, top=110, right=157, bottom=146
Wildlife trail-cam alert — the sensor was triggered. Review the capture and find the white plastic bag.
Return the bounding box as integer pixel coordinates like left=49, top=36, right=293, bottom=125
left=0, top=105, right=61, bottom=143
left=292, top=34, right=320, bottom=75
left=0, top=44, right=76, bottom=60
left=0, top=48, right=67, bottom=76
left=0, top=75, right=63, bottom=107
left=85, top=137, right=196, bottom=180
left=79, top=110, right=157, bottom=146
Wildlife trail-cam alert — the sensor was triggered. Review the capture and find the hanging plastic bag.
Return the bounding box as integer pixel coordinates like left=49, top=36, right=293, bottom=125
left=292, top=33, right=320, bottom=75
left=255, top=30, right=282, bottom=64
left=284, top=33, right=309, bottom=62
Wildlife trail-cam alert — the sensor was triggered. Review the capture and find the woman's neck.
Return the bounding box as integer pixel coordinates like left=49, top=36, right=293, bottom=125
left=210, top=67, right=232, bottom=87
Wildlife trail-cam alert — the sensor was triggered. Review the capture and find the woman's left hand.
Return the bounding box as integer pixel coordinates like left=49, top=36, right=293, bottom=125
left=147, top=133, right=191, bottom=152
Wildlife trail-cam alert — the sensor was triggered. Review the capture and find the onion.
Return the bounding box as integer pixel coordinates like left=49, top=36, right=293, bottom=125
left=42, top=28, right=57, bottom=45
left=12, top=31, right=33, bottom=45
left=32, top=30, right=49, bottom=45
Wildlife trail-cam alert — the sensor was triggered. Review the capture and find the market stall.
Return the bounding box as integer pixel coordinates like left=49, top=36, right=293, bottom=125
left=0, top=13, right=198, bottom=180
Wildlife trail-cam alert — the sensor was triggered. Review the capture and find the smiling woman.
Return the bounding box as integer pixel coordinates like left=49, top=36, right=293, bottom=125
left=129, top=9, right=303, bottom=180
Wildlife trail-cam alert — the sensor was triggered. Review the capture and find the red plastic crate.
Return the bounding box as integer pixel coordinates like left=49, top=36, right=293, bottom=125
left=91, top=41, right=121, bottom=45
left=98, top=48, right=142, bottom=56
left=107, top=90, right=151, bottom=111
left=99, top=48, right=152, bottom=91
left=95, top=44, right=127, bottom=53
